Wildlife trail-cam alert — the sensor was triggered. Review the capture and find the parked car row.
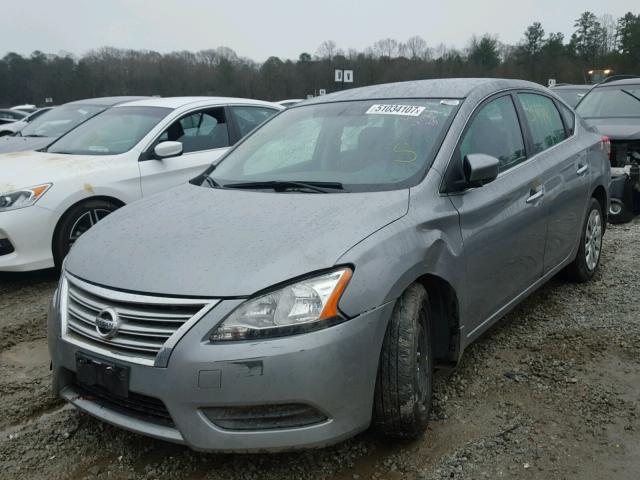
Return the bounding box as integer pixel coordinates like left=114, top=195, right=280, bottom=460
left=25, top=79, right=610, bottom=452
left=0, top=96, right=283, bottom=272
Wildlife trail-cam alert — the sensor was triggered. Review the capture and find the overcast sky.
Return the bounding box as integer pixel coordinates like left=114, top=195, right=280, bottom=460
left=3, top=0, right=636, bottom=61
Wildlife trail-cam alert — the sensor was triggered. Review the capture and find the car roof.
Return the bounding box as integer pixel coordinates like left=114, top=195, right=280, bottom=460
left=64, top=96, right=149, bottom=107
left=593, top=78, right=640, bottom=88
left=300, top=78, right=543, bottom=106
left=114, top=96, right=282, bottom=109
left=549, top=84, right=592, bottom=90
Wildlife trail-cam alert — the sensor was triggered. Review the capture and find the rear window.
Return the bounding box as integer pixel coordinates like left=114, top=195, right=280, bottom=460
left=576, top=86, right=640, bottom=117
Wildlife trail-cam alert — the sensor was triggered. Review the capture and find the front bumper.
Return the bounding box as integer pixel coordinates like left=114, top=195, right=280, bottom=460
left=49, top=298, right=393, bottom=452
left=0, top=205, right=56, bottom=271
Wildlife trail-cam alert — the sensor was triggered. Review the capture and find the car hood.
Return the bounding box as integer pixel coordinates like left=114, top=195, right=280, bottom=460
left=66, top=183, right=410, bottom=297
left=0, top=135, right=54, bottom=154
left=0, top=150, right=99, bottom=193
left=584, top=117, right=640, bottom=141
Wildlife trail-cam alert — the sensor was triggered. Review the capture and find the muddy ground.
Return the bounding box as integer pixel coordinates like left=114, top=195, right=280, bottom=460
left=0, top=220, right=638, bottom=480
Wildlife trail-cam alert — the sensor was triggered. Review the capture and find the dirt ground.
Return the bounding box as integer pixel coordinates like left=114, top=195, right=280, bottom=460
left=0, top=220, right=638, bottom=480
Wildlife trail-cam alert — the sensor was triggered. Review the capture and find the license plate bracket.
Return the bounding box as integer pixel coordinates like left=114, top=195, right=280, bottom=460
left=76, top=353, right=130, bottom=398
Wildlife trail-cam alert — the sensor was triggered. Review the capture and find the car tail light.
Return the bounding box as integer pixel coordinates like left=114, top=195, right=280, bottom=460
left=602, top=136, right=611, bottom=160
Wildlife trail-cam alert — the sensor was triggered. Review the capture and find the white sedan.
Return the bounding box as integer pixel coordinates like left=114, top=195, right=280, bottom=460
left=0, top=96, right=282, bottom=271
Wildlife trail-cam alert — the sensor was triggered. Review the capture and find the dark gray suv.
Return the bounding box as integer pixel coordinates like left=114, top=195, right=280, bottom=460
left=49, top=78, right=610, bottom=452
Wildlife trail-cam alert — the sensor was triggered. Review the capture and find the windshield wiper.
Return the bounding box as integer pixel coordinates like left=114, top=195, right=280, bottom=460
left=202, top=175, right=221, bottom=188
left=223, top=180, right=344, bottom=193
left=621, top=89, right=640, bottom=104
left=23, top=134, right=46, bottom=138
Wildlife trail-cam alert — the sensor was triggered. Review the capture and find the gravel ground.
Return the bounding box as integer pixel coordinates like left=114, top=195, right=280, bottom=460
left=0, top=219, right=638, bottom=480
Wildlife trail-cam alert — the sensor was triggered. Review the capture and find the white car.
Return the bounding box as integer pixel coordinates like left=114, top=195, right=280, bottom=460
left=0, top=96, right=282, bottom=272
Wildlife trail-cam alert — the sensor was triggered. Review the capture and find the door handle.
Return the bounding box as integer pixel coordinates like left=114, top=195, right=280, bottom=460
left=526, top=188, right=545, bottom=204
left=577, top=164, right=589, bottom=175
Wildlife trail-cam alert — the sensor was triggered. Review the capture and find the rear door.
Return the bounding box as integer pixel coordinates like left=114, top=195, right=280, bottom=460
left=447, top=93, right=548, bottom=336
left=229, top=105, right=280, bottom=137
left=139, top=107, right=231, bottom=196
left=515, top=93, right=590, bottom=273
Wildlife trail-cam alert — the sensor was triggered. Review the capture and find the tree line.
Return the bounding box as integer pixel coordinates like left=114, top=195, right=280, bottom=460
left=1, top=10, right=639, bottom=107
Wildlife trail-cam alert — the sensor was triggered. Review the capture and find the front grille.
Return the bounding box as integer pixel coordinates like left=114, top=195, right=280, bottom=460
left=73, top=375, right=174, bottom=427
left=63, top=275, right=214, bottom=365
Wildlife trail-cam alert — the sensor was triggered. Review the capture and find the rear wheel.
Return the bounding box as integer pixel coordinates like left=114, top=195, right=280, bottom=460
left=565, top=198, right=603, bottom=282
left=608, top=198, right=633, bottom=224
left=373, top=283, right=433, bottom=439
left=53, top=199, right=120, bottom=269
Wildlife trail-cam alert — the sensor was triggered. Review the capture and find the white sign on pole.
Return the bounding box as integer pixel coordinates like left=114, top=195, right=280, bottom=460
left=334, top=69, right=343, bottom=82
left=319, top=89, right=326, bottom=96
left=343, top=70, right=354, bottom=83
left=45, top=97, right=53, bottom=103
left=548, top=78, right=556, bottom=88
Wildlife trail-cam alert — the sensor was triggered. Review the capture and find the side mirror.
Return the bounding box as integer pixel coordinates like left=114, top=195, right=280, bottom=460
left=154, top=141, right=183, bottom=159
left=463, top=153, right=500, bottom=188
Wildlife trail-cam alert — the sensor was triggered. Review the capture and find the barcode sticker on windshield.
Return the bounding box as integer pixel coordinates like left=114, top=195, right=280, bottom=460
left=366, top=104, right=426, bottom=116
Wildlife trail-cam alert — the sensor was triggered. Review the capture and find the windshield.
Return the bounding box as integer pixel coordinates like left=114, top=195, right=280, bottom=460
left=209, top=99, right=459, bottom=192
left=576, top=85, right=640, bottom=117
left=47, top=106, right=171, bottom=155
left=21, top=104, right=103, bottom=138
left=553, top=89, right=589, bottom=108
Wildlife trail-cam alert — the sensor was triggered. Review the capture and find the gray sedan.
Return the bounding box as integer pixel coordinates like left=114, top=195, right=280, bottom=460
left=0, top=96, right=145, bottom=154
left=49, top=78, right=610, bottom=452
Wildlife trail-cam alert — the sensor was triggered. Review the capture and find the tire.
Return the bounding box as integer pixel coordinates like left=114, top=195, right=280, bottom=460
left=564, top=198, right=604, bottom=282
left=373, top=283, right=433, bottom=439
left=52, top=199, right=120, bottom=269
left=608, top=198, right=633, bottom=224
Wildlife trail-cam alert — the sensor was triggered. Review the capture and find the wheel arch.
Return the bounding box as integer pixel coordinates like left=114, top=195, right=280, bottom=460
left=414, top=274, right=461, bottom=364
left=51, top=195, right=126, bottom=257
left=591, top=184, right=608, bottom=229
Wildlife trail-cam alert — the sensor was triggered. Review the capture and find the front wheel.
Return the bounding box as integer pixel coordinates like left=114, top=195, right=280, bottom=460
left=564, top=198, right=604, bottom=282
left=52, top=199, right=120, bottom=269
left=373, top=283, right=433, bottom=439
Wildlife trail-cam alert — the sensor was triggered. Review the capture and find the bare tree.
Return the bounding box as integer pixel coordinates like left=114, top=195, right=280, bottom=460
left=405, top=35, right=428, bottom=60
left=316, top=40, right=338, bottom=60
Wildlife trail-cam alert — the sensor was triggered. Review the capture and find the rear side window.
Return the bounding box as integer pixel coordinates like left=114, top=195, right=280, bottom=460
left=231, top=106, right=279, bottom=136
left=157, top=108, right=229, bottom=153
left=518, top=93, right=568, bottom=154
left=460, top=95, right=527, bottom=173
left=558, top=103, right=575, bottom=135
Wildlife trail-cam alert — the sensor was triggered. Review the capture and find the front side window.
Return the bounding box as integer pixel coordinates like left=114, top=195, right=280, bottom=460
left=156, top=108, right=229, bottom=153
left=460, top=95, right=527, bottom=173
left=576, top=85, right=640, bottom=117
left=20, top=104, right=103, bottom=138
left=48, top=106, right=171, bottom=155
left=209, top=99, right=460, bottom=192
left=518, top=93, right=567, bottom=154
left=231, top=106, right=279, bottom=136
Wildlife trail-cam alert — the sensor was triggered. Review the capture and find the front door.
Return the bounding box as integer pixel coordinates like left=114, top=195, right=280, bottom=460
left=448, top=94, right=548, bottom=337
left=139, top=107, right=230, bottom=196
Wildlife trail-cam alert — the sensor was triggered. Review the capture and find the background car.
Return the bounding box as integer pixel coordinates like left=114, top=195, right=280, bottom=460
left=10, top=104, right=37, bottom=113
left=0, top=108, right=27, bottom=125
left=0, top=107, right=54, bottom=136
left=576, top=78, right=640, bottom=223
left=49, top=79, right=609, bottom=452
left=549, top=84, right=592, bottom=108
left=277, top=99, right=305, bottom=108
left=0, top=96, right=283, bottom=272
left=0, top=97, right=145, bottom=154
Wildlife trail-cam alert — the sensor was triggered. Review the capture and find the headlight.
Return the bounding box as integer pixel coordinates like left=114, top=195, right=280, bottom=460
left=210, top=268, right=352, bottom=341
left=0, top=184, right=52, bottom=212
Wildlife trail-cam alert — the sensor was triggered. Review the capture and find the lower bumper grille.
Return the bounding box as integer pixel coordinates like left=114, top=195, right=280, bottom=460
left=202, top=404, right=328, bottom=431
left=0, top=238, right=14, bottom=256
left=73, top=375, right=174, bottom=427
